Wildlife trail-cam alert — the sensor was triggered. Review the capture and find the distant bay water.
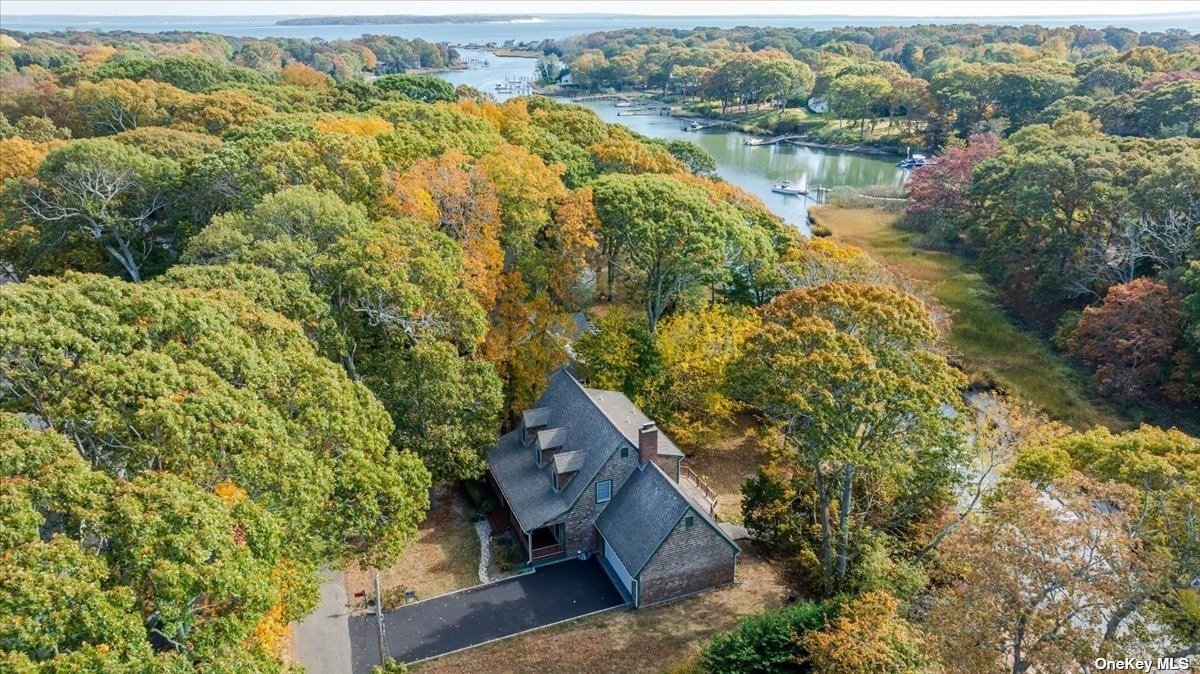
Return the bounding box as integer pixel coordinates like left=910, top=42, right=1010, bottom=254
left=4, top=13, right=1197, bottom=42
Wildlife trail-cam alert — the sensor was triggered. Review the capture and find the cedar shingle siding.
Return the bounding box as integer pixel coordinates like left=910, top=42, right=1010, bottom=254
left=545, top=450, right=638, bottom=555
left=637, top=508, right=738, bottom=606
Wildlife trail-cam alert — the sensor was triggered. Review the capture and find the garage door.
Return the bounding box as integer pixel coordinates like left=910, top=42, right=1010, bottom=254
left=603, top=537, right=634, bottom=596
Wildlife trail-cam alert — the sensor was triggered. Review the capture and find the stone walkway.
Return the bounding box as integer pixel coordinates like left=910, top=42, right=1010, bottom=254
left=473, top=519, right=491, bottom=584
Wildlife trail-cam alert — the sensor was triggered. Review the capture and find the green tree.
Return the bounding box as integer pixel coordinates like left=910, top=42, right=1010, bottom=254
left=825, top=74, right=893, bottom=140
left=0, top=275, right=431, bottom=667
left=750, top=58, right=815, bottom=108
left=373, top=73, right=455, bottom=102
left=14, top=138, right=181, bottom=282
left=0, top=272, right=430, bottom=565
left=731, top=283, right=966, bottom=594
left=182, top=187, right=500, bottom=483
left=701, top=601, right=828, bottom=674
left=590, top=173, right=761, bottom=331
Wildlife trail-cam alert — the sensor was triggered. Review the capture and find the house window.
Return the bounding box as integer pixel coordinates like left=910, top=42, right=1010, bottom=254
left=620, top=446, right=629, bottom=458
left=685, top=514, right=694, bottom=528
left=596, top=480, right=612, bottom=503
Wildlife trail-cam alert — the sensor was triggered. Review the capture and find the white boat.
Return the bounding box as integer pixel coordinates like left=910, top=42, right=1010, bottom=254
left=770, top=179, right=807, bottom=195
left=897, top=153, right=933, bottom=169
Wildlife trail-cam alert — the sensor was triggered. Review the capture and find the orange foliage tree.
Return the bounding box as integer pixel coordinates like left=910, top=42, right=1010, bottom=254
left=381, top=149, right=504, bottom=309
left=1068, top=277, right=1183, bottom=401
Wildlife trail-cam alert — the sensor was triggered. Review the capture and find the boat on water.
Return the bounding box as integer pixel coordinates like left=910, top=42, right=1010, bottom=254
left=681, top=120, right=704, bottom=131
left=770, top=179, right=808, bottom=195
left=896, top=153, right=933, bottom=169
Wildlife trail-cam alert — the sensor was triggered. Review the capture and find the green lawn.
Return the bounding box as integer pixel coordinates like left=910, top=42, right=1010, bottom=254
left=814, top=206, right=1129, bottom=431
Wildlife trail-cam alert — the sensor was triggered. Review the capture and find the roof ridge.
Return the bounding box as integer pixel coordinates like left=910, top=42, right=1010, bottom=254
left=562, top=369, right=665, bottom=452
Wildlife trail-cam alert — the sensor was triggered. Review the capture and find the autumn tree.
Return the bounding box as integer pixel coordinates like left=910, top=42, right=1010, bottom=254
left=1012, top=425, right=1200, bottom=652
left=800, top=592, right=931, bottom=674
left=383, top=149, right=505, bottom=309
left=70, top=78, right=186, bottom=136
left=1068, top=278, right=1183, bottom=401
left=731, top=283, right=967, bottom=594
left=928, top=475, right=1174, bottom=674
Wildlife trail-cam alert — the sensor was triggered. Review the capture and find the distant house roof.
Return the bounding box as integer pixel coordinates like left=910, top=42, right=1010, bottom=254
left=489, top=370, right=630, bottom=530
left=596, top=462, right=737, bottom=577
left=553, top=449, right=586, bottom=474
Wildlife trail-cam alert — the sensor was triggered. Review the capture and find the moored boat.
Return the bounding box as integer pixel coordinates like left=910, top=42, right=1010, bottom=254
left=770, top=179, right=807, bottom=195
left=897, top=153, right=934, bottom=169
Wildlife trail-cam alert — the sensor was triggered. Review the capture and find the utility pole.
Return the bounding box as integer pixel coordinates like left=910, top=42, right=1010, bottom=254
left=374, top=570, right=387, bottom=667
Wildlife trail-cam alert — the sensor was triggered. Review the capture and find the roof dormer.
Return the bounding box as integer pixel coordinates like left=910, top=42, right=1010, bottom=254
left=522, top=407, right=551, bottom=446
left=536, top=427, right=567, bottom=467
left=552, top=449, right=585, bottom=492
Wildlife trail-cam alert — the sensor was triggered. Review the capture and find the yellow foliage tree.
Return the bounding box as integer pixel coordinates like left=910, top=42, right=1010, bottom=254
left=652, top=304, right=760, bottom=446
left=173, top=89, right=274, bottom=134
left=313, top=115, right=393, bottom=136
left=800, top=591, right=931, bottom=673
left=482, top=272, right=571, bottom=415
left=280, top=62, right=333, bottom=89
left=0, top=137, right=51, bottom=181
left=589, top=138, right=686, bottom=174
left=381, top=150, right=504, bottom=309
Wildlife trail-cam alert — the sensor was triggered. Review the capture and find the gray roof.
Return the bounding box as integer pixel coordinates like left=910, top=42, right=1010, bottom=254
left=537, top=427, right=568, bottom=451
left=553, top=450, right=586, bottom=474
left=522, top=407, right=551, bottom=428
left=488, top=370, right=630, bottom=530
left=583, top=389, right=684, bottom=458
left=595, top=462, right=738, bottom=576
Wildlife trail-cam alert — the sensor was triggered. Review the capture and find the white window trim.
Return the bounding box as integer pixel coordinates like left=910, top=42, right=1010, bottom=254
left=596, top=479, right=612, bottom=503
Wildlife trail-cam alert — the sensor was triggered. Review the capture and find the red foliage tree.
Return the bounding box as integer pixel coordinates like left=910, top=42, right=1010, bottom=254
left=906, top=132, right=1000, bottom=216
left=1068, top=278, right=1183, bottom=401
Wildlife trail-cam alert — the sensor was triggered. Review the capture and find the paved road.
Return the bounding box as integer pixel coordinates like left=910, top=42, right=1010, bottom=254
left=294, top=570, right=353, bottom=674
left=349, top=559, right=626, bottom=671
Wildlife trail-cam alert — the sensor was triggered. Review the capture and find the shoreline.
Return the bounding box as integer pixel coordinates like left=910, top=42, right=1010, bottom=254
left=555, top=88, right=905, bottom=156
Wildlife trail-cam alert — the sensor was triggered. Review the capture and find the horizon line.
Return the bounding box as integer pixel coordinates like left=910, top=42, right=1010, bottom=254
left=4, top=11, right=1196, bottom=19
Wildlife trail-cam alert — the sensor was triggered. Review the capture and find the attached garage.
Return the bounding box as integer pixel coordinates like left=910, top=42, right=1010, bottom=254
left=602, top=537, right=635, bottom=597
left=595, top=462, right=739, bottom=608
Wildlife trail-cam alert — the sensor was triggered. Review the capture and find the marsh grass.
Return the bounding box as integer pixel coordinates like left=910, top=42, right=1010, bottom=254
left=815, top=206, right=1129, bottom=430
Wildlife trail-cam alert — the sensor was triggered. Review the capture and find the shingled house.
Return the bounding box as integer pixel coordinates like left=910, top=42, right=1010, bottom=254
left=487, top=370, right=739, bottom=608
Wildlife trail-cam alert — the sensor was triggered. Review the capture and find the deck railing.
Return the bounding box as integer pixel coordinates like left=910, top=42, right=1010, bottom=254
left=531, top=543, right=564, bottom=560
left=681, top=465, right=719, bottom=516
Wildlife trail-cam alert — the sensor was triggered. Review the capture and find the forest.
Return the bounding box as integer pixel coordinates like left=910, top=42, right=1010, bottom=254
left=0, top=20, right=1198, bottom=674
left=546, top=23, right=1199, bottom=142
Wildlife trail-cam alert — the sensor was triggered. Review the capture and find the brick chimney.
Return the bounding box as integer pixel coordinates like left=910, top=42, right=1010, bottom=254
left=638, top=422, right=658, bottom=465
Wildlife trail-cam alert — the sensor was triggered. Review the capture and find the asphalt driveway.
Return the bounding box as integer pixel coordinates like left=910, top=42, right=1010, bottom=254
left=348, top=558, right=626, bottom=671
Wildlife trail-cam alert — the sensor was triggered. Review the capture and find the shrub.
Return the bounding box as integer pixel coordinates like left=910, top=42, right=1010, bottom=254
left=701, top=601, right=828, bottom=673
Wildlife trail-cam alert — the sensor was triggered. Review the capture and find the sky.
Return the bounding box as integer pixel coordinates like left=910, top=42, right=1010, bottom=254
left=1, top=0, right=1197, bottom=17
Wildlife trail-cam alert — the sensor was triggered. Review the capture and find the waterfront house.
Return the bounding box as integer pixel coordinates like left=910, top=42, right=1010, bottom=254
left=486, top=369, right=740, bottom=607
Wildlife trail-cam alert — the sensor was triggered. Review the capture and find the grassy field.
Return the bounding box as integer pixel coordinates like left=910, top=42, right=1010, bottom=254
left=812, top=206, right=1129, bottom=431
